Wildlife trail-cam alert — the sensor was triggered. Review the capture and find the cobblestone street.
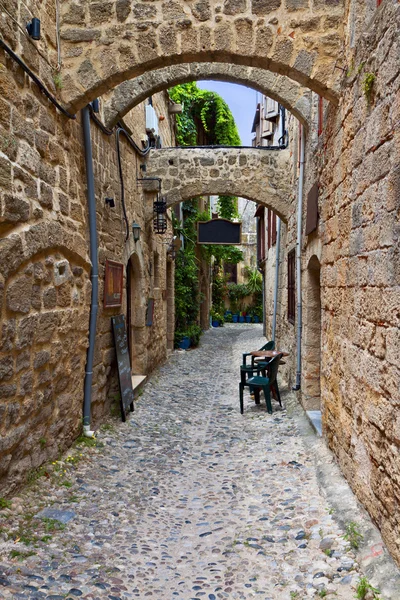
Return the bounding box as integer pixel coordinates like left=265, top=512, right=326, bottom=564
left=0, top=325, right=397, bottom=599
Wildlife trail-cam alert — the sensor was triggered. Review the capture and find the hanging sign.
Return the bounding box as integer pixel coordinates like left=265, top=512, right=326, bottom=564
left=197, top=219, right=242, bottom=245
left=111, top=315, right=134, bottom=421
left=104, top=260, right=123, bottom=308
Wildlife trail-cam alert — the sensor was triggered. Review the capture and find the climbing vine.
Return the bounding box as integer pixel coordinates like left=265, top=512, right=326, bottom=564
left=169, top=82, right=241, bottom=146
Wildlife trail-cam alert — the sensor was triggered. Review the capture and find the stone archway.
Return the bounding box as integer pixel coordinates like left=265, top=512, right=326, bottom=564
left=146, top=147, right=292, bottom=222
left=60, top=0, right=344, bottom=110
left=302, top=254, right=321, bottom=411
left=103, top=63, right=311, bottom=128
left=126, top=252, right=146, bottom=374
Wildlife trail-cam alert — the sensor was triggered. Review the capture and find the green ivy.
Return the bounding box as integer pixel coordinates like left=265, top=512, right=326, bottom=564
left=169, top=82, right=241, bottom=146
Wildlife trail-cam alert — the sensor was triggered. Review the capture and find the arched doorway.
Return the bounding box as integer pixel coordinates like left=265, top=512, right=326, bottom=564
left=126, top=253, right=146, bottom=374
left=303, top=255, right=321, bottom=411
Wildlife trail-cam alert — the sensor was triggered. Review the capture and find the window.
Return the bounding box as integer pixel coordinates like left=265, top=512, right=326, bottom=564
left=224, top=263, right=237, bottom=284
left=288, top=250, right=296, bottom=324
left=318, top=96, right=324, bottom=136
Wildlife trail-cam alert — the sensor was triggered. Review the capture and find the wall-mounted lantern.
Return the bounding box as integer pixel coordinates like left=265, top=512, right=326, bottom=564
left=26, top=18, right=41, bottom=40
left=153, top=196, right=167, bottom=234
left=132, top=221, right=141, bottom=242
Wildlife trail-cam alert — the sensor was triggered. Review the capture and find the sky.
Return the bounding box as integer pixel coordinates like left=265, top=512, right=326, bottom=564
left=197, top=80, right=258, bottom=146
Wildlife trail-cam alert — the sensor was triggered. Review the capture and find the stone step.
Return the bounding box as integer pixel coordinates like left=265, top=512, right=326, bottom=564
left=131, top=375, right=146, bottom=391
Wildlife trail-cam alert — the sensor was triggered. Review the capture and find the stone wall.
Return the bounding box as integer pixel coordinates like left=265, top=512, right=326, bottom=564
left=146, top=147, right=292, bottom=221
left=59, top=0, right=344, bottom=109
left=316, top=0, right=400, bottom=563
left=0, top=1, right=176, bottom=493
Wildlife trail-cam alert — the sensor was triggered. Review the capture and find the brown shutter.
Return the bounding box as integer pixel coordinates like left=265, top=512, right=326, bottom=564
left=305, top=183, right=319, bottom=236
left=288, top=250, right=295, bottom=324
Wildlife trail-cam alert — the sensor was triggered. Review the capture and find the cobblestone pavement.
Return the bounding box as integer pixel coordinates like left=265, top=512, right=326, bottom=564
left=0, top=325, right=384, bottom=599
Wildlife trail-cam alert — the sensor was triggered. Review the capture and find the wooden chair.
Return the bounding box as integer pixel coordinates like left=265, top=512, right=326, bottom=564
left=239, top=354, right=282, bottom=415
left=242, top=340, right=275, bottom=367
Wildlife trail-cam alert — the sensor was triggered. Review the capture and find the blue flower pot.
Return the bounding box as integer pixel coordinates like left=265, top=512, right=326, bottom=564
left=232, top=315, right=238, bottom=323
left=212, top=320, right=219, bottom=328
left=253, top=316, right=259, bottom=323
left=179, top=336, right=190, bottom=350
left=245, top=315, right=252, bottom=323
left=239, top=316, right=245, bottom=323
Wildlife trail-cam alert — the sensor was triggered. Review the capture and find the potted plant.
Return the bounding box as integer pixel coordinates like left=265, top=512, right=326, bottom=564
left=187, top=324, right=202, bottom=347
left=175, top=330, right=191, bottom=350
left=210, top=310, right=221, bottom=327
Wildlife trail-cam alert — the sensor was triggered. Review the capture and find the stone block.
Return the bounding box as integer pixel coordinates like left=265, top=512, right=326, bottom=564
left=0, top=155, right=12, bottom=189
left=0, top=356, right=13, bottom=382
left=224, top=0, right=246, bottom=15
left=3, top=194, right=30, bottom=223
left=251, top=0, right=281, bottom=14
left=116, top=0, right=131, bottom=21
left=285, top=0, right=308, bottom=10
left=192, top=0, right=211, bottom=21
left=6, top=276, right=32, bottom=314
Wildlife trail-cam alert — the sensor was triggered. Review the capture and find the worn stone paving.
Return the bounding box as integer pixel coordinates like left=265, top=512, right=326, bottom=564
left=0, top=325, right=368, bottom=599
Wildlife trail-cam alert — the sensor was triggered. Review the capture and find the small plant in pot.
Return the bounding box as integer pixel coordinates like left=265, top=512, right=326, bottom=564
left=210, top=310, right=224, bottom=327
left=175, top=330, right=191, bottom=349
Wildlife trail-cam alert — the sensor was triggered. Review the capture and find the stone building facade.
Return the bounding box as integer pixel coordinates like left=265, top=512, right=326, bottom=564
left=0, top=0, right=399, bottom=569
left=0, top=1, right=178, bottom=493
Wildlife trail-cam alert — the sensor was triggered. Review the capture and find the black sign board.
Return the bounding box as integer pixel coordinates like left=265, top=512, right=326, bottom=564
left=111, top=315, right=134, bottom=421
left=197, top=219, right=242, bottom=245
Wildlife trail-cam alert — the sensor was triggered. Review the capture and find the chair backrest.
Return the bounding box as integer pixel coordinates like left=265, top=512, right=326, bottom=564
left=260, top=340, right=275, bottom=351
left=267, top=353, right=282, bottom=385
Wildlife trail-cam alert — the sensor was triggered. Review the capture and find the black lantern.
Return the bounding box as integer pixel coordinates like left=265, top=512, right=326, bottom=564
left=132, top=222, right=141, bottom=242
left=153, top=196, right=167, bottom=234
left=26, top=18, right=41, bottom=40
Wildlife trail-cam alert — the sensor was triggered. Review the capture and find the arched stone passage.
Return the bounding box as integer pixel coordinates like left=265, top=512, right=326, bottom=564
left=103, top=63, right=311, bottom=128
left=60, top=0, right=344, bottom=110
left=145, top=147, right=292, bottom=222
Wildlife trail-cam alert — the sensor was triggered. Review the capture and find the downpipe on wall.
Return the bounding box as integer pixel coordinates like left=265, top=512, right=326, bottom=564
left=82, top=106, right=98, bottom=437
left=293, top=126, right=305, bottom=390
left=271, top=217, right=281, bottom=342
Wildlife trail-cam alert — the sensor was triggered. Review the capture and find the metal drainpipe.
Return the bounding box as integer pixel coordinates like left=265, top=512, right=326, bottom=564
left=294, top=126, right=305, bottom=390
left=271, top=217, right=281, bottom=342
left=82, top=106, right=98, bottom=437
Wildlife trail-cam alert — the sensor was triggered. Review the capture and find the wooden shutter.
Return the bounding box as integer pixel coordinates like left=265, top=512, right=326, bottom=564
left=288, top=250, right=295, bottom=324
left=305, top=183, right=319, bottom=235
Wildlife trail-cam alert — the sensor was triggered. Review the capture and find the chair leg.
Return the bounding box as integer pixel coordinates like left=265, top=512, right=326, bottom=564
left=254, top=387, right=261, bottom=404
left=274, top=381, right=282, bottom=407
left=239, top=382, right=244, bottom=414
left=263, top=384, right=273, bottom=414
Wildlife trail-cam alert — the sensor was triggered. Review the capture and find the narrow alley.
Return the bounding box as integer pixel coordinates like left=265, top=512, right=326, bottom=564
left=1, top=326, right=398, bottom=599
